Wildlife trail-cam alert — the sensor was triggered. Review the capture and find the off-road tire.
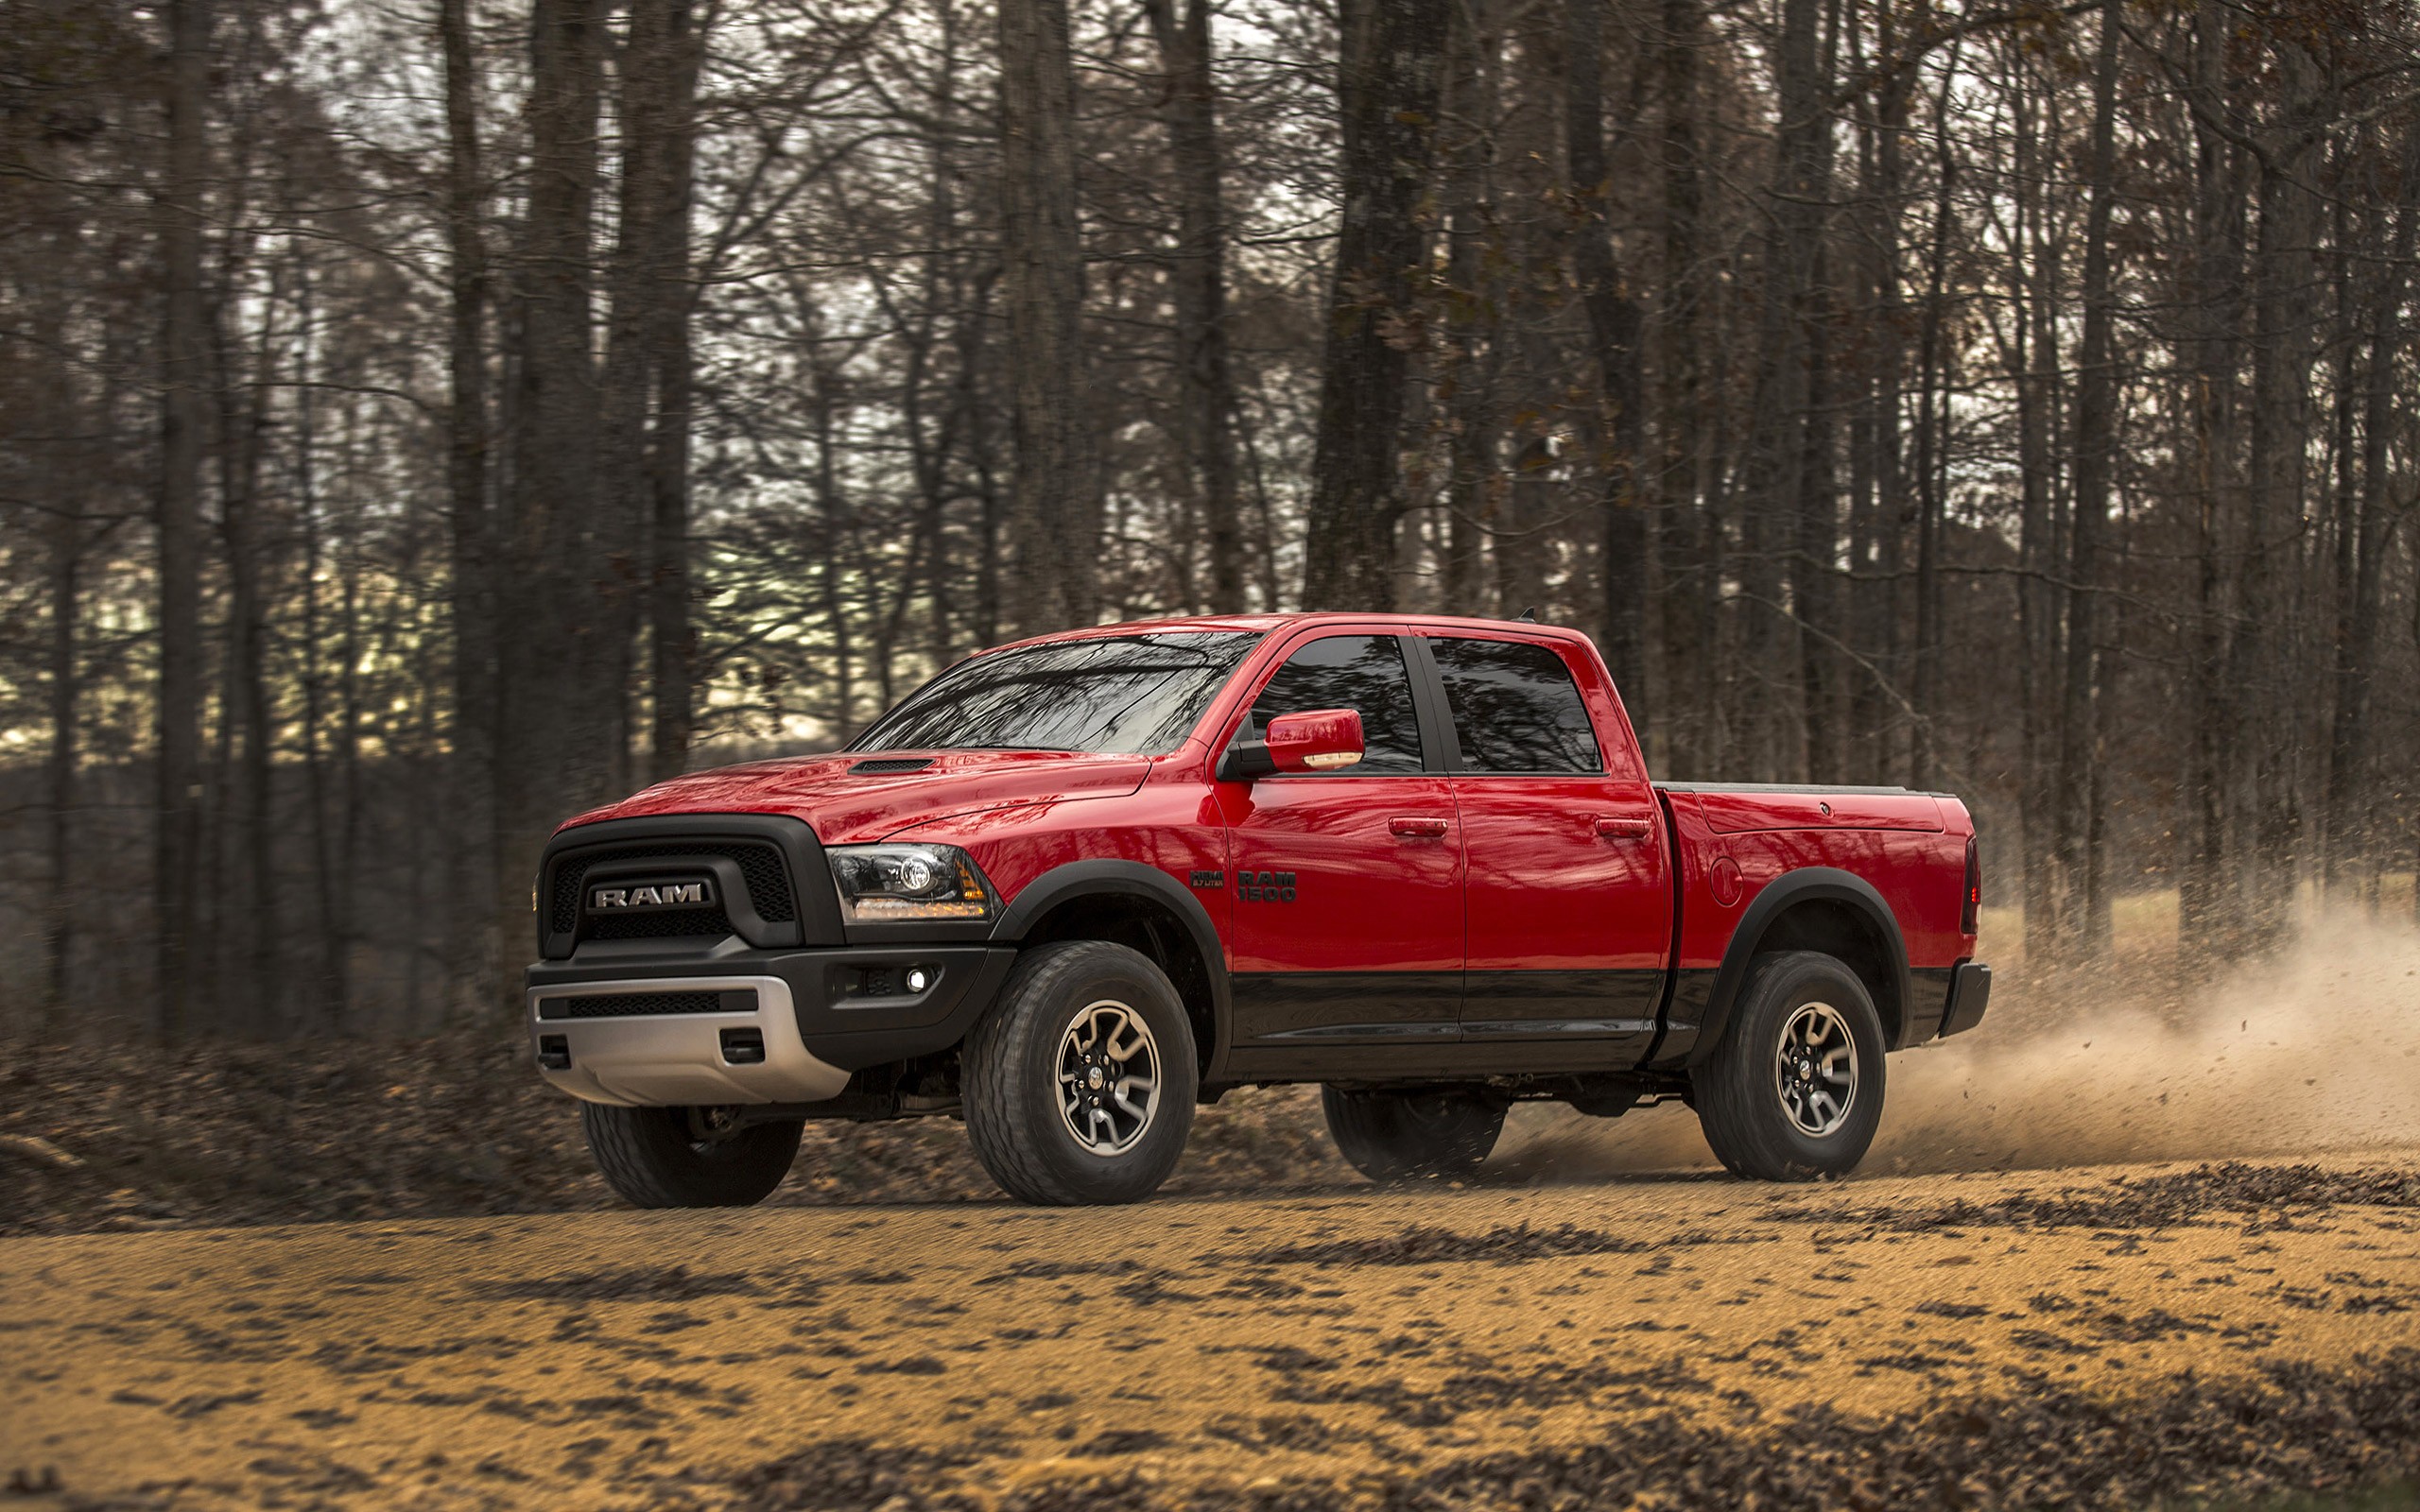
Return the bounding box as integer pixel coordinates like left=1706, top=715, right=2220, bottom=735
left=962, top=940, right=1198, bottom=1205
left=1322, top=1086, right=1506, bottom=1181
left=1693, top=950, right=1886, bottom=1181
left=581, top=1103, right=804, bottom=1208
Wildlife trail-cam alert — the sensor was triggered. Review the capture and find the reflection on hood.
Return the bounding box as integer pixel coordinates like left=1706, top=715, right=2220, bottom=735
left=559, top=748, right=1154, bottom=847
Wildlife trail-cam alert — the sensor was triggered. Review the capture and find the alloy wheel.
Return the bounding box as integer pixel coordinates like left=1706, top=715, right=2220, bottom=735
left=1773, top=1001, right=1858, bottom=1138
left=1055, top=1000, right=1161, bottom=1156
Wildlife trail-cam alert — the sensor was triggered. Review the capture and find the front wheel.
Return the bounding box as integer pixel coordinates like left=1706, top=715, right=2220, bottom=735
left=581, top=1103, right=804, bottom=1208
left=962, top=940, right=1198, bottom=1205
left=1692, top=950, right=1886, bottom=1181
left=1322, top=1087, right=1505, bottom=1181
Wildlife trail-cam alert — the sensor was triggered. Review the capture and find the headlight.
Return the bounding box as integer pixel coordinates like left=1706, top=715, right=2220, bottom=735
left=826, top=843, right=994, bottom=922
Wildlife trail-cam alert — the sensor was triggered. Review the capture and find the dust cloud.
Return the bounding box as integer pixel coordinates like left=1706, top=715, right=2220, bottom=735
left=1492, top=916, right=2420, bottom=1181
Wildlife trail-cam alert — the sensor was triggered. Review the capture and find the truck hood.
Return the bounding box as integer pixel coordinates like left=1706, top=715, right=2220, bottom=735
left=556, top=749, right=1155, bottom=847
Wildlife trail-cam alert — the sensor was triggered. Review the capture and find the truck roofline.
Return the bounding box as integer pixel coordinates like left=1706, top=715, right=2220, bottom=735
left=977, top=610, right=1601, bottom=658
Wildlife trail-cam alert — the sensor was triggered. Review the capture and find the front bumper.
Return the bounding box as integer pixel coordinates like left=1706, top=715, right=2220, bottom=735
left=526, top=943, right=1016, bottom=1107
left=529, top=974, right=849, bottom=1105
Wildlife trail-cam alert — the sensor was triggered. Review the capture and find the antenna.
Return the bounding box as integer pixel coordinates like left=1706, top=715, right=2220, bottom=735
left=1515, top=607, right=1538, bottom=623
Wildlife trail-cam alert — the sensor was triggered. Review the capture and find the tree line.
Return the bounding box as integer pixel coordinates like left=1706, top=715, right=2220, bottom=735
left=1, top=0, right=2414, bottom=1039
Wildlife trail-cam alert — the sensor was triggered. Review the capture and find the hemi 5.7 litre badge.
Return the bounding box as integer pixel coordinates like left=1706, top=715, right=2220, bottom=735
left=589, top=878, right=714, bottom=911
left=1238, top=870, right=1296, bottom=902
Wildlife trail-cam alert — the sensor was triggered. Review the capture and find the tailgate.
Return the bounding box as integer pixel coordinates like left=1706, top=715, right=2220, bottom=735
left=1663, top=784, right=1945, bottom=835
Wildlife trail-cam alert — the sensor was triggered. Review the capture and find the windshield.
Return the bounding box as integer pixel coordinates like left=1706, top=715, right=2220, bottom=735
left=848, top=631, right=1263, bottom=756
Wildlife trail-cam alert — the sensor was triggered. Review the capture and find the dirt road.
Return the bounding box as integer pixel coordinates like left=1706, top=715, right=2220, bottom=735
left=7, top=1152, right=2420, bottom=1511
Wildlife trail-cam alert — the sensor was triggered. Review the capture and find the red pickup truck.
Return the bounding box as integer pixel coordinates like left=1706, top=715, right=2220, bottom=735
left=527, top=614, right=1989, bottom=1207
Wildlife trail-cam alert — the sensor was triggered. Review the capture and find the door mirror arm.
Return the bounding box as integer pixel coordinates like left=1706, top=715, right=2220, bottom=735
left=1218, top=740, right=1279, bottom=784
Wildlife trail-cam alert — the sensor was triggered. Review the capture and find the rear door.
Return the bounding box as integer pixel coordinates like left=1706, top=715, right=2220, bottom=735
left=1219, top=631, right=1464, bottom=1063
left=1416, top=633, right=1670, bottom=1061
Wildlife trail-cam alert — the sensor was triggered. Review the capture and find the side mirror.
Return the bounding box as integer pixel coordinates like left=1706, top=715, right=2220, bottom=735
left=1219, top=709, right=1364, bottom=782
left=1267, top=709, right=1365, bottom=772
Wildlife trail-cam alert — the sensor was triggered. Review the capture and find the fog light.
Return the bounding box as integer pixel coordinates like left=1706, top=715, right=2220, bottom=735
left=906, top=967, right=932, bottom=993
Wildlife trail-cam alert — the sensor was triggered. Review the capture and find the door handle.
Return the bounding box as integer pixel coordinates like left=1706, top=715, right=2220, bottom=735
left=1389, top=816, right=1450, bottom=838
left=1594, top=815, right=1653, bottom=841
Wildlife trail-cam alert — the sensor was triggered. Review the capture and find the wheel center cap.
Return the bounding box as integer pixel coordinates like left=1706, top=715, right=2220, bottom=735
left=1087, top=1067, right=1105, bottom=1091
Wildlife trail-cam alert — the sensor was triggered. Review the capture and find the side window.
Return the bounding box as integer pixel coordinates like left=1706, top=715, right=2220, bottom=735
left=1244, top=635, right=1426, bottom=774
left=1429, top=638, right=1603, bottom=775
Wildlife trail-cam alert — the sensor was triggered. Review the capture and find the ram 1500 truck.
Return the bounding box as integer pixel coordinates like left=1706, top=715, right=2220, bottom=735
left=527, top=614, right=1990, bottom=1207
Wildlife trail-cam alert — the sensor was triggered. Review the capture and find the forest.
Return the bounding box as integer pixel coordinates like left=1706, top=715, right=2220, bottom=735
left=1, top=0, right=2414, bottom=1040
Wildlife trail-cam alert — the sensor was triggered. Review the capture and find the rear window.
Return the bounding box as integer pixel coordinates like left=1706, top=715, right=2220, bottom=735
left=1429, top=637, right=1603, bottom=775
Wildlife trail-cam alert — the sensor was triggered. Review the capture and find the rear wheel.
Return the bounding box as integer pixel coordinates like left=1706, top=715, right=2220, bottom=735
left=1322, top=1087, right=1505, bottom=1181
left=581, top=1103, right=803, bottom=1208
left=1693, top=950, right=1885, bottom=1181
left=962, top=940, right=1198, bottom=1205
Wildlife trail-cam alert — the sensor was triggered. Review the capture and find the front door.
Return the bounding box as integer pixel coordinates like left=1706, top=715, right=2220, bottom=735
left=1220, top=632, right=1463, bottom=1069
left=1416, top=632, right=1670, bottom=1064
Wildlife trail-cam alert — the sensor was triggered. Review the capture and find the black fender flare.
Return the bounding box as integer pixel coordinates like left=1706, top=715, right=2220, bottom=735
left=1685, top=867, right=1913, bottom=1066
left=990, top=860, right=1234, bottom=1072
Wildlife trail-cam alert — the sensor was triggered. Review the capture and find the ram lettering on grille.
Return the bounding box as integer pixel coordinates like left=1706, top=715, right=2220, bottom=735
left=590, top=880, right=713, bottom=911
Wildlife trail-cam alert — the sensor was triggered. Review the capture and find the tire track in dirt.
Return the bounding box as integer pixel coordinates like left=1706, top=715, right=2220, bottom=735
left=5, top=1152, right=2420, bottom=1509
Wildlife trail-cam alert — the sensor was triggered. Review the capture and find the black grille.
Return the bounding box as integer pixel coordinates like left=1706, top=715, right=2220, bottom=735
left=581, top=907, right=734, bottom=941
left=550, top=839, right=796, bottom=936
left=851, top=757, right=934, bottom=775
left=539, top=990, right=734, bottom=1019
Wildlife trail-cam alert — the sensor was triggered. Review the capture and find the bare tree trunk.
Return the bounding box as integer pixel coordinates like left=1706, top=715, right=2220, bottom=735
left=1300, top=0, right=1450, bottom=610
left=294, top=267, right=345, bottom=1021
left=1656, top=0, right=1708, bottom=773
left=1737, top=0, right=1830, bottom=781
left=439, top=0, right=498, bottom=1017
left=2056, top=4, right=2120, bottom=951
left=334, top=510, right=365, bottom=1026
left=628, top=0, right=703, bottom=785
left=1564, top=0, right=1649, bottom=729
left=997, top=0, right=1097, bottom=633
left=1436, top=0, right=1499, bottom=619
left=497, top=0, right=606, bottom=981
left=597, top=4, right=670, bottom=787
left=812, top=359, right=856, bottom=735
left=1497, top=426, right=1551, bottom=617
left=2179, top=0, right=2244, bottom=955
left=2001, top=39, right=2059, bottom=958
left=1789, top=0, right=1845, bottom=784
left=1873, top=60, right=1920, bottom=784
left=601, top=0, right=702, bottom=788
left=1906, top=44, right=1957, bottom=790
left=880, top=94, right=964, bottom=663
left=2325, top=136, right=2416, bottom=891
left=1794, top=248, right=1841, bottom=784
left=44, top=479, right=80, bottom=1035
left=196, top=63, right=268, bottom=1033
left=954, top=263, right=1005, bottom=646
left=1238, top=396, right=1282, bottom=610
left=155, top=0, right=211, bottom=1042
left=648, top=281, right=698, bottom=782
left=2238, top=40, right=2322, bottom=946
left=213, top=248, right=280, bottom=1032
left=406, top=586, right=438, bottom=1027
left=1145, top=0, right=1242, bottom=613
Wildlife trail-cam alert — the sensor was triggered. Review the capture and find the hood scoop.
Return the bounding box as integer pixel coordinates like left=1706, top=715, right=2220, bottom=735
left=849, top=757, right=936, bottom=776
